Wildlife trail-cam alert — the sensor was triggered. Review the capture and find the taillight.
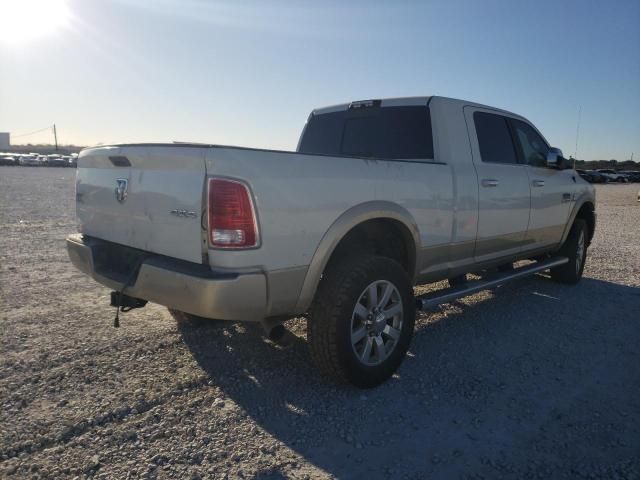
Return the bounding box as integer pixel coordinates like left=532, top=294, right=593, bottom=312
left=207, top=178, right=259, bottom=248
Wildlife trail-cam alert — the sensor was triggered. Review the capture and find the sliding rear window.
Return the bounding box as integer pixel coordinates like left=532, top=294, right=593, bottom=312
left=298, top=105, right=434, bottom=160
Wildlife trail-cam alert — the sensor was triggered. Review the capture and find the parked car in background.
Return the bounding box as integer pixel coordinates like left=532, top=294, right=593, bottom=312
left=576, top=169, right=595, bottom=183
left=0, top=156, right=18, bottom=166
left=576, top=170, right=611, bottom=184
left=597, top=169, right=628, bottom=183
left=69, top=153, right=78, bottom=167
left=619, top=171, right=640, bottom=182
left=585, top=171, right=608, bottom=183
left=48, top=155, right=69, bottom=167
left=20, top=155, right=41, bottom=166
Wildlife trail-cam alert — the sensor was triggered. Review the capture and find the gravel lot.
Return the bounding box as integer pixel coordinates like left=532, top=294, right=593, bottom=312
left=1, top=167, right=639, bottom=479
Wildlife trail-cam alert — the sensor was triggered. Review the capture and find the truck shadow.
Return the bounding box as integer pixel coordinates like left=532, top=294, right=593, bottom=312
left=179, top=276, right=640, bottom=478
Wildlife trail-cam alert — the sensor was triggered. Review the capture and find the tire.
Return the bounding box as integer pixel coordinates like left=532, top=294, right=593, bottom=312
left=550, top=219, right=587, bottom=284
left=617, top=177, right=625, bottom=183
left=308, top=255, right=416, bottom=388
left=168, top=309, right=230, bottom=329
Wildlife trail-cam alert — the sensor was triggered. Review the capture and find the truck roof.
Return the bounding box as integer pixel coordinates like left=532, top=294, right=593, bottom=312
left=311, top=96, right=523, bottom=120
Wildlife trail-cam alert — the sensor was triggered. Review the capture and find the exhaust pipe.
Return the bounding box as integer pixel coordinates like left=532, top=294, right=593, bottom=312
left=267, top=324, right=287, bottom=342
left=261, top=317, right=289, bottom=344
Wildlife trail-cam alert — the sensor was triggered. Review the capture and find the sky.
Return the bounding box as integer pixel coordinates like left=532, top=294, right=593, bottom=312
left=0, top=0, right=638, bottom=161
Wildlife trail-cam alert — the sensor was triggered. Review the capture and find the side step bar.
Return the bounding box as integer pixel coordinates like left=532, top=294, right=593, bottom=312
left=416, top=257, right=569, bottom=311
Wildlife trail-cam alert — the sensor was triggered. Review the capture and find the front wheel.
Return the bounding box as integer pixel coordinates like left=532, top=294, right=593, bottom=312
left=550, top=219, right=588, bottom=284
left=308, top=255, right=416, bottom=388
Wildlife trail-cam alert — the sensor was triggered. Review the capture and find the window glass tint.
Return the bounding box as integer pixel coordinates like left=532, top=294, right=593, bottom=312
left=473, top=112, right=518, bottom=164
left=298, top=106, right=433, bottom=160
left=297, top=111, right=343, bottom=156
left=511, top=119, right=549, bottom=167
left=341, top=116, right=377, bottom=157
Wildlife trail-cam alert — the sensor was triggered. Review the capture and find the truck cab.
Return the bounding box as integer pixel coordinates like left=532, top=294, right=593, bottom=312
left=297, top=97, right=593, bottom=273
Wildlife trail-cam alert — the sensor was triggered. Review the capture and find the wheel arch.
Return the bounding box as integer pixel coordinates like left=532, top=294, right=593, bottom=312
left=561, top=197, right=596, bottom=247
left=294, top=201, right=420, bottom=314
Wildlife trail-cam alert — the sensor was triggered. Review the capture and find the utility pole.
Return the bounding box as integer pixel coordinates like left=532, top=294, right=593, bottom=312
left=52, top=124, right=58, bottom=151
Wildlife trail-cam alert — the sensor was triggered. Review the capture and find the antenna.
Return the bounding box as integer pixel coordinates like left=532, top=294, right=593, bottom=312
left=53, top=124, right=58, bottom=152
left=573, top=105, right=581, bottom=168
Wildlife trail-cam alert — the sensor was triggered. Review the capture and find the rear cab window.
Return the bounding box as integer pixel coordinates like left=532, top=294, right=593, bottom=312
left=298, top=104, right=434, bottom=160
left=473, top=111, right=519, bottom=164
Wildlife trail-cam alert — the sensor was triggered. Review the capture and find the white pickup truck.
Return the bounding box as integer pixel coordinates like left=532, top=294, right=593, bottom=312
left=67, top=96, right=596, bottom=388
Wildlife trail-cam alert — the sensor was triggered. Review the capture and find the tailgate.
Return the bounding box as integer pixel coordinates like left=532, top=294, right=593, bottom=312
left=76, top=145, right=207, bottom=264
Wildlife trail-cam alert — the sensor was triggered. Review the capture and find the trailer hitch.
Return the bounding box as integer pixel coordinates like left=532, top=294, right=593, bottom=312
left=109, top=254, right=149, bottom=327
left=110, top=291, right=147, bottom=327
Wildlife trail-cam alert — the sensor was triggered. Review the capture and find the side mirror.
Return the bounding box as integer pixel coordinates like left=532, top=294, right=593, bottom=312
left=546, top=147, right=566, bottom=169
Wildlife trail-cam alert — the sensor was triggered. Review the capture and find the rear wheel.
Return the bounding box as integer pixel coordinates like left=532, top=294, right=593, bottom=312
left=550, top=219, right=587, bottom=284
left=308, top=255, right=415, bottom=388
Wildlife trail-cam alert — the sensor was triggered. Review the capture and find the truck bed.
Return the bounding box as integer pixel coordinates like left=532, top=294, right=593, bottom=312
left=77, top=143, right=454, bottom=274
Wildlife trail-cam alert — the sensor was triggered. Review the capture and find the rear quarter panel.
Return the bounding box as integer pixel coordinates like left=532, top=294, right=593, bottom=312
left=204, top=147, right=454, bottom=315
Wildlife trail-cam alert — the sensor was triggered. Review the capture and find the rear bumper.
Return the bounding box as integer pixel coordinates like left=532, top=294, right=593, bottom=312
left=66, top=234, right=267, bottom=321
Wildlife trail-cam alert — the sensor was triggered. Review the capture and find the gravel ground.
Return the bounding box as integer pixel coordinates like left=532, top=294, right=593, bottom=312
left=1, top=166, right=639, bottom=479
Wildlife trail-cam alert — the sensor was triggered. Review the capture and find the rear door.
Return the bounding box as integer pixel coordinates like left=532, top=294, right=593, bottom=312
left=509, top=119, right=573, bottom=250
left=464, top=107, right=531, bottom=262
left=76, top=145, right=207, bottom=264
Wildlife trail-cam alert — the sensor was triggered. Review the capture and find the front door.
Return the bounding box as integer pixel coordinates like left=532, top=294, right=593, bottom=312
left=464, top=107, right=531, bottom=262
left=509, top=119, right=573, bottom=250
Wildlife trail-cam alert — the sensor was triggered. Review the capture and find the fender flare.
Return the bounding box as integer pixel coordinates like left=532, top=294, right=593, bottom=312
left=293, top=201, right=420, bottom=313
left=560, top=194, right=596, bottom=245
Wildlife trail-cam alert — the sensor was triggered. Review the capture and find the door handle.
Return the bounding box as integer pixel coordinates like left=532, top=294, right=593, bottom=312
left=562, top=193, right=572, bottom=202
left=481, top=179, right=499, bottom=187
left=532, top=180, right=545, bottom=187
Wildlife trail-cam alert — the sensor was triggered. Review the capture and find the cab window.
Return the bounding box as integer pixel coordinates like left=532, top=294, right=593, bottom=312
left=473, top=112, right=519, bottom=164
left=511, top=120, right=549, bottom=167
left=298, top=106, right=434, bottom=160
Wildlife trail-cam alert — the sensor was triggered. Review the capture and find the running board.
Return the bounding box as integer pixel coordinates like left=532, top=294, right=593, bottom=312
left=416, top=257, right=569, bottom=311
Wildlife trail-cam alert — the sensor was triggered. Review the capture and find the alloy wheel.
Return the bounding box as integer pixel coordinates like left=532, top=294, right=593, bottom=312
left=350, top=280, right=403, bottom=366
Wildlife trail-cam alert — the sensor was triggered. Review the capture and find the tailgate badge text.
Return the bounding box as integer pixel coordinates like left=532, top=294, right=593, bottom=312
left=170, top=209, right=197, bottom=218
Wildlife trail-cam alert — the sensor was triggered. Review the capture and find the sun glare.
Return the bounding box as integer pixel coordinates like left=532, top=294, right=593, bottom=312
left=1, top=0, right=70, bottom=46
